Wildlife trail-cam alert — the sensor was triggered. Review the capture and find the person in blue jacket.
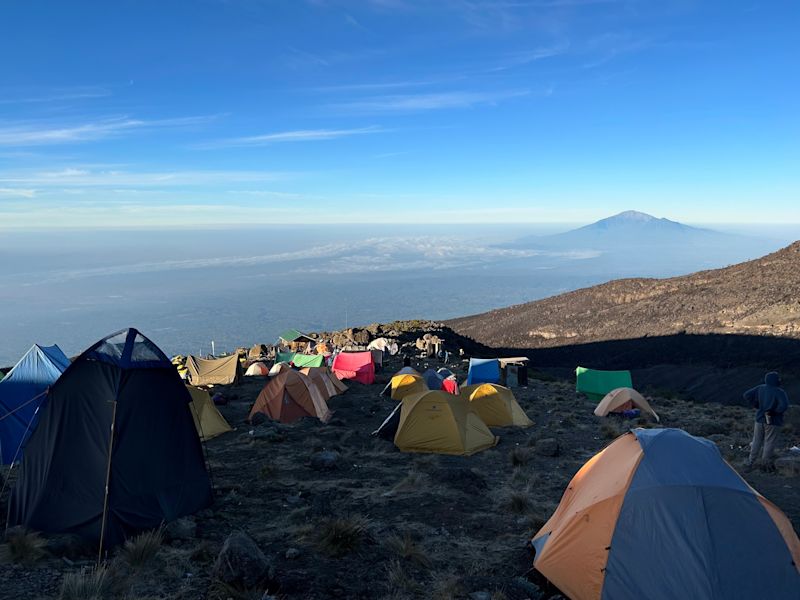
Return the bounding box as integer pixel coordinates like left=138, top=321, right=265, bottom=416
left=744, top=371, right=789, bottom=470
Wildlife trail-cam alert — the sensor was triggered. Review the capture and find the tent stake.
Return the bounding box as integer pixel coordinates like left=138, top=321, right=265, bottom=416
left=97, top=400, right=117, bottom=566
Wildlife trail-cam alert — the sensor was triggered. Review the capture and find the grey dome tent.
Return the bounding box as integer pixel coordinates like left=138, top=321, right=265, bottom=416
left=8, top=328, right=212, bottom=551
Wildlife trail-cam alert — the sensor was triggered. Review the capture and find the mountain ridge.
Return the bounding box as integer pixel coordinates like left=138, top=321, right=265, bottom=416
left=448, top=240, right=800, bottom=349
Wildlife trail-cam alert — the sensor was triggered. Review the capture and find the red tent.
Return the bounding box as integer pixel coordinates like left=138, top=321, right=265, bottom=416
left=332, top=351, right=375, bottom=385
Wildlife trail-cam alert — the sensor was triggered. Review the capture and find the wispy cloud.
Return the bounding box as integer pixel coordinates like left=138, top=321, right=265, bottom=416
left=489, top=41, right=570, bottom=71
left=0, top=86, right=113, bottom=105
left=0, top=167, right=292, bottom=187
left=0, top=115, right=219, bottom=147
left=199, top=125, right=386, bottom=148
left=0, top=187, right=37, bottom=198
left=330, top=89, right=528, bottom=113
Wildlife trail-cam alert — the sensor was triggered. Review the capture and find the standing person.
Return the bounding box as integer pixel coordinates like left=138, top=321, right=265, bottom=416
left=744, top=371, right=789, bottom=470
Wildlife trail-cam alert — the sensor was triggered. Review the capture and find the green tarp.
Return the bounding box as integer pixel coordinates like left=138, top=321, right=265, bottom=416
left=575, top=366, right=632, bottom=402
left=276, top=352, right=324, bottom=368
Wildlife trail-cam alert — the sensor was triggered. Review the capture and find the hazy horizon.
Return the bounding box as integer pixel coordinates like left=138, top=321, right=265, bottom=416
left=1, top=219, right=797, bottom=366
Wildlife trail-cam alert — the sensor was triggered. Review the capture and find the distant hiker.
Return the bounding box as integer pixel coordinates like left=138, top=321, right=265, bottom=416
left=744, top=371, right=789, bottom=470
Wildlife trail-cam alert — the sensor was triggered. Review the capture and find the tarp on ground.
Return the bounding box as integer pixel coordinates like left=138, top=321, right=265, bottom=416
left=276, top=352, right=324, bottom=368
left=595, top=387, right=660, bottom=421
left=531, top=428, right=800, bottom=600
left=186, top=385, right=233, bottom=441
left=249, top=369, right=331, bottom=424
left=575, top=366, right=632, bottom=402
left=186, top=354, right=241, bottom=386
left=394, top=391, right=498, bottom=456
left=0, top=344, right=71, bottom=465
left=461, top=383, right=532, bottom=427
left=8, top=328, right=212, bottom=549
left=332, top=351, right=375, bottom=385
left=466, top=358, right=501, bottom=385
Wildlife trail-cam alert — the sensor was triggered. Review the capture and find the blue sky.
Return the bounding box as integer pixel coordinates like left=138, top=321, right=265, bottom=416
left=0, top=0, right=798, bottom=227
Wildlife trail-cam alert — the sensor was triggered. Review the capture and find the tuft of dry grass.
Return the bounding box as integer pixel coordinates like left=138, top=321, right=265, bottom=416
left=393, top=470, right=424, bottom=493
left=386, top=559, right=421, bottom=594
left=317, top=516, right=369, bottom=556
left=509, top=446, right=531, bottom=467
left=386, top=532, right=431, bottom=568
left=600, top=421, right=622, bottom=440
left=430, top=572, right=463, bottom=600
left=491, top=591, right=509, bottom=600
left=59, top=566, right=113, bottom=600
left=120, top=528, right=163, bottom=568
left=0, top=528, right=47, bottom=564
left=508, top=492, right=530, bottom=514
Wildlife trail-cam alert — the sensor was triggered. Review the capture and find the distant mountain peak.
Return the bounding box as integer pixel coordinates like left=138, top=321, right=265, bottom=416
left=582, top=210, right=688, bottom=231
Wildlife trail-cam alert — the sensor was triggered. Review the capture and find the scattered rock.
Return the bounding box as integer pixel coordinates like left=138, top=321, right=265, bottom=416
left=470, top=592, right=491, bottom=600
left=310, top=450, right=340, bottom=471
left=165, top=517, right=197, bottom=541
left=285, top=548, right=300, bottom=560
left=536, top=438, right=560, bottom=457
left=212, top=531, right=272, bottom=588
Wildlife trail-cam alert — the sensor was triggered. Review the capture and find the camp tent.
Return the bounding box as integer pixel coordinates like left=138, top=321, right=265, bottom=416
left=186, top=385, right=232, bottom=441
left=389, top=373, right=428, bottom=401
left=245, top=362, right=270, bottom=376
left=422, top=368, right=444, bottom=391
left=186, top=354, right=241, bottom=386
left=300, top=366, right=348, bottom=395
left=531, top=428, right=800, bottom=600
left=276, top=351, right=324, bottom=368
left=595, top=387, right=660, bottom=421
left=0, top=344, right=71, bottom=465
left=8, top=329, right=212, bottom=549
left=249, top=369, right=332, bottom=424
left=171, top=355, right=188, bottom=380
left=461, top=383, right=533, bottom=428
left=300, top=367, right=342, bottom=400
left=466, top=358, right=501, bottom=385
left=438, top=368, right=459, bottom=395
left=394, top=390, right=498, bottom=455
left=332, top=351, right=375, bottom=385
left=575, top=366, right=632, bottom=402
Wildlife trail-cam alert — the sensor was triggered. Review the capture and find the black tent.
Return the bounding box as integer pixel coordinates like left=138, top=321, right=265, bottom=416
left=8, top=328, right=212, bottom=550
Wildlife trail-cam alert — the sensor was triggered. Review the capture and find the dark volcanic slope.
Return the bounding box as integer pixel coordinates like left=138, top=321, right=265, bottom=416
left=449, top=241, right=800, bottom=349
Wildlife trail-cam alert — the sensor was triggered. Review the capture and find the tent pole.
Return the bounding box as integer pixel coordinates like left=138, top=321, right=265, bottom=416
left=97, top=400, right=117, bottom=567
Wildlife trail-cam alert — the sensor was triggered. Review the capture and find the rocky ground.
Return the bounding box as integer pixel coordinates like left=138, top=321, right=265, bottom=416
left=1, top=354, right=799, bottom=600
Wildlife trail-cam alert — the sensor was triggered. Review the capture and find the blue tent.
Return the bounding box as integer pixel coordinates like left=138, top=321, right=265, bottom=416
left=466, top=358, right=501, bottom=385
left=0, top=344, right=70, bottom=464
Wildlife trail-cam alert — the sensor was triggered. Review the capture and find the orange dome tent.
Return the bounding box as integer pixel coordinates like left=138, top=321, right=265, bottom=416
left=249, top=369, right=331, bottom=424
left=532, top=428, right=800, bottom=600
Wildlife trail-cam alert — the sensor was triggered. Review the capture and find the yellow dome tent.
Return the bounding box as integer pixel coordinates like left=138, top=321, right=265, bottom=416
left=461, top=383, right=533, bottom=428
left=390, top=373, right=428, bottom=401
left=394, top=391, right=498, bottom=456
left=186, top=385, right=233, bottom=441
